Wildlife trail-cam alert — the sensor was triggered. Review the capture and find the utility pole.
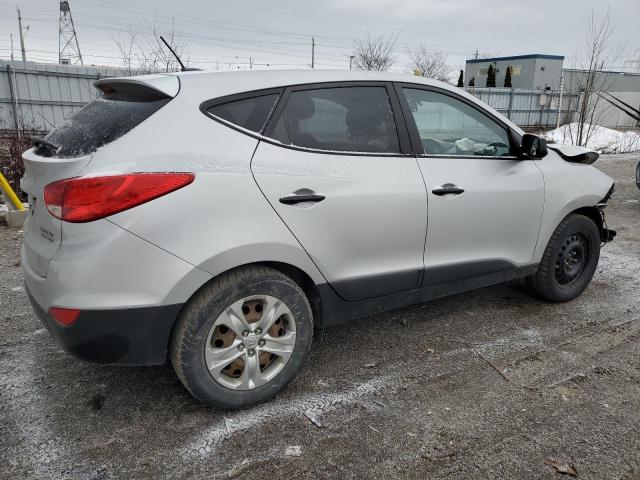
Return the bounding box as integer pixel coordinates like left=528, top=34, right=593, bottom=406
left=10, top=33, right=15, bottom=61
left=17, top=7, right=27, bottom=64
left=349, top=55, right=354, bottom=70
left=311, top=35, right=315, bottom=69
left=249, top=57, right=253, bottom=70
left=474, top=49, right=479, bottom=60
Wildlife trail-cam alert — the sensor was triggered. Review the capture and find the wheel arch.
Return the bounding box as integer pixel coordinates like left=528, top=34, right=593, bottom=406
left=258, top=261, right=323, bottom=328
left=167, top=259, right=326, bottom=358
left=571, top=205, right=603, bottom=234
left=534, top=198, right=609, bottom=264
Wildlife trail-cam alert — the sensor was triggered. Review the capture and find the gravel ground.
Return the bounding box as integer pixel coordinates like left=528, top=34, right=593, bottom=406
left=1, top=153, right=639, bottom=480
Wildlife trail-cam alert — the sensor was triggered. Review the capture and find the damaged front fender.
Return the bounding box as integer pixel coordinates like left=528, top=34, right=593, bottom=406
left=548, top=144, right=599, bottom=165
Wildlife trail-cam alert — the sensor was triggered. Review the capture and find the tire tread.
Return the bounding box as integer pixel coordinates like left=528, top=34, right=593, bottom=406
left=527, top=213, right=600, bottom=302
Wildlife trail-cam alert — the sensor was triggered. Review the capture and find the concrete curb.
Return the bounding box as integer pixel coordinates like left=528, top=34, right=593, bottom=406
left=5, top=208, right=28, bottom=227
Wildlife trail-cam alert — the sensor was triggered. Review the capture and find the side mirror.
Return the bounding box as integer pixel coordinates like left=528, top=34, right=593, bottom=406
left=519, top=134, right=548, bottom=159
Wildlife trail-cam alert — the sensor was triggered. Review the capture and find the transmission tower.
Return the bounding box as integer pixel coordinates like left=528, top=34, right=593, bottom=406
left=58, top=0, right=83, bottom=65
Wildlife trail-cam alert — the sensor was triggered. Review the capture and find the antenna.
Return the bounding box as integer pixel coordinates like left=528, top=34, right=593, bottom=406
left=59, top=0, right=83, bottom=65
left=159, top=35, right=200, bottom=72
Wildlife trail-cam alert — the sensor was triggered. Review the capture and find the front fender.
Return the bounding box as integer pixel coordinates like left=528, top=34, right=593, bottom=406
left=533, top=151, right=614, bottom=263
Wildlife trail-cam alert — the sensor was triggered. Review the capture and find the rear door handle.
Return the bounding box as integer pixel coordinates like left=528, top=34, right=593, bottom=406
left=279, top=193, right=326, bottom=205
left=431, top=183, right=465, bottom=196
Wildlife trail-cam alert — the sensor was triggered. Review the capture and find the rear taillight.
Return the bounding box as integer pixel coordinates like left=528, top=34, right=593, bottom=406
left=43, top=173, right=194, bottom=222
left=48, top=307, right=80, bottom=326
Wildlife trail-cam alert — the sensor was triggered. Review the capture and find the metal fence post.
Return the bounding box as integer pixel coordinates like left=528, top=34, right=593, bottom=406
left=556, top=71, right=564, bottom=129
left=6, top=65, right=21, bottom=137
left=507, top=89, right=513, bottom=120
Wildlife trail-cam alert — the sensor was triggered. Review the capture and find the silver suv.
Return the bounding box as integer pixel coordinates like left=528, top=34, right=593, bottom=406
left=22, top=70, right=615, bottom=408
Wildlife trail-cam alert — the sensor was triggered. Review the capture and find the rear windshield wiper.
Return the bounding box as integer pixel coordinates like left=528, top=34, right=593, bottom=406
left=31, top=136, right=60, bottom=155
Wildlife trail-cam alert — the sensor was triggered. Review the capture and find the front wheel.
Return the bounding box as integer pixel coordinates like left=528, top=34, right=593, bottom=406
left=527, top=213, right=601, bottom=302
left=170, top=265, right=314, bottom=409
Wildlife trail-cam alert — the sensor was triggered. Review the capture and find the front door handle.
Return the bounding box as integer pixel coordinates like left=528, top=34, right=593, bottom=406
left=432, top=183, right=465, bottom=196
left=279, top=193, right=326, bottom=205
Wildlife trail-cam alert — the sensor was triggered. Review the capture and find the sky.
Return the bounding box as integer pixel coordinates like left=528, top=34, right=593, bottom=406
left=0, top=0, right=638, bottom=78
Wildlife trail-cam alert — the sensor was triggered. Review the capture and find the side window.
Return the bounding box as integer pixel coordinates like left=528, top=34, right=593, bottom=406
left=402, top=88, right=512, bottom=157
left=207, top=93, right=279, bottom=133
left=269, top=87, right=400, bottom=154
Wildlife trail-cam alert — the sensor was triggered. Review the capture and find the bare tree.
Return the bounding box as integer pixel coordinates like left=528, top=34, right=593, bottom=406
left=566, top=10, right=615, bottom=146
left=352, top=33, right=397, bottom=71
left=115, top=31, right=139, bottom=76
left=407, top=45, right=450, bottom=82
left=114, top=15, right=190, bottom=74
left=144, top=16, right=190, bottom=72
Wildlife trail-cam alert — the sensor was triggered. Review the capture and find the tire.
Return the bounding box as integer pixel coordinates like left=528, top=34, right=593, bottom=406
left=170, top=265, right=313, bottom=409
left=527, top=213, right=601, bottom=302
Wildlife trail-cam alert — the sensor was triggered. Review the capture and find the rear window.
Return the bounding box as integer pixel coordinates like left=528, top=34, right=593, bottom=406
left=206, top=94, right=279, bottom=133
left=37, top=92, right=169, bottom=158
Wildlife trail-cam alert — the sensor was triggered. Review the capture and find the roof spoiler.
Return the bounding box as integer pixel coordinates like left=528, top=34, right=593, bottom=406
left=94, top=75, right=180, bottom=100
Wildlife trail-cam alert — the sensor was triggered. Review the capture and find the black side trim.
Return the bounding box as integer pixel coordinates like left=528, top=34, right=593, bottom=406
left=316, top=264, right=538, bottom=327
left=422, top=260, right=514, bottom=286
left=331, top=269, right=423, bottom=302
left=27, top=288, right=181, bottom=366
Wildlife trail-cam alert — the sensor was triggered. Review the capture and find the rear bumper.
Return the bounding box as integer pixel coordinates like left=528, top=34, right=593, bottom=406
left=27, top=287, right=182, bottom=365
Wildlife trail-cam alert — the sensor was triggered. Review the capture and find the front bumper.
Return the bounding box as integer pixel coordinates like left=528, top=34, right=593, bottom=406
left=27, top=286, right=182, bottom=365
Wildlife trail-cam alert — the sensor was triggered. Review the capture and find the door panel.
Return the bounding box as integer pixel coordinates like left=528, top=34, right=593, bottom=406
left=418, top=157, right=544, bottom=281
left=251, top=142, right=428, bottom=301
left=398, top=85, right=545, bottom=282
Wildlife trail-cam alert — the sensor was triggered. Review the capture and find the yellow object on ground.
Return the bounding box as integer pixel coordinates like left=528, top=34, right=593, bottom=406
left=0, top=172, right=25, bottom=211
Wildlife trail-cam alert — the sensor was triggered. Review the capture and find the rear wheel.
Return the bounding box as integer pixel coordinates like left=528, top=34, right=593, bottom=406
left=527, top=213, right=601, bottom=302
left=170, top=265, right=313, bottom=408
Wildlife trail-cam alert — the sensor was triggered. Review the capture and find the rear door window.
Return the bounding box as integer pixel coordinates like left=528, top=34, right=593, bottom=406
left=206, top=93, right=279, bottom=133
left=39, top=91, right=170, bottom=158
left=268, top=86, right=400, bottom=154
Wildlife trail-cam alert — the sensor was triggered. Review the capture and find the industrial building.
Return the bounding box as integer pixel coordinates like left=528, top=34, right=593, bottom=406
left=465, top=54, right=640, bottom=129
left=465, top=54, right=565, bottom=90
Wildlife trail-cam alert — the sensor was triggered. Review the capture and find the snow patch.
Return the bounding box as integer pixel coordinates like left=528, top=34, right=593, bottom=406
left=545, top=123, right=640, bottom=154
left=183, top=376, right=387, bottom=457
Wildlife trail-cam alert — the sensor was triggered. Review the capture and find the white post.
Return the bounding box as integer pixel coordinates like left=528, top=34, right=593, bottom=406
left=556, top=70, right=564, bottom=129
